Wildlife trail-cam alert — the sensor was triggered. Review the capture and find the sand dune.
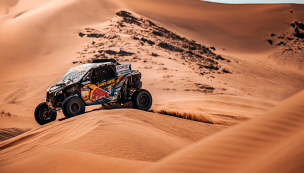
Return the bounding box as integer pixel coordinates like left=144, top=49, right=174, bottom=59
left=0, top=109, right=226, bottom=172
left=0, top=0, right=304, bottom=172
left=140, top=89, right=304, bottom=173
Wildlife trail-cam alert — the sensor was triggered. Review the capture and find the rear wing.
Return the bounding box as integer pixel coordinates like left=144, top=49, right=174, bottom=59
left=92, top=59, right=120, bottom=64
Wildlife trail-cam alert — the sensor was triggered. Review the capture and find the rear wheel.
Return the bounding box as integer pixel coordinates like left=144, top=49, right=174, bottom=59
left=34, top=102, right=57, bottom=125
left=62, top=96, right=85, bottom=118
left=132, top=89, right=152, bottom=111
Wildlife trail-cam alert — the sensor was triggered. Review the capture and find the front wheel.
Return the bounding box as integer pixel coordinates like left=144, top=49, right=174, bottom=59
left=34, top=102, right=57, bottom=125
left=132, top=89, right=152, bottom=111
left=62, top=96, right=85, bottom=118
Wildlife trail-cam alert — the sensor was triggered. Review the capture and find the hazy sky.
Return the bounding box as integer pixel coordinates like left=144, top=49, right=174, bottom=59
left=202, top=0, right=304, bottom=4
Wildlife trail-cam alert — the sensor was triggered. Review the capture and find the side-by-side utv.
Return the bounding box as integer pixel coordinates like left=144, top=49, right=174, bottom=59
left=34, top=59, right=152, bottom=125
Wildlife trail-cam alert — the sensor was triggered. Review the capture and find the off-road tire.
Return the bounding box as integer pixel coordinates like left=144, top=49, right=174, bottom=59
left=132, top=89, right=152, bottom=111
left=132, top=80, right=142, bottom=89
left=62, top=96, right=85, bottom=118
left=34, top=102, right=57, bottom=125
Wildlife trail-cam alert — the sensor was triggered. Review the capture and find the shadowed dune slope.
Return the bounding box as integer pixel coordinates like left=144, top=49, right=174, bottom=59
left=140, top=89, right=304, bottom=173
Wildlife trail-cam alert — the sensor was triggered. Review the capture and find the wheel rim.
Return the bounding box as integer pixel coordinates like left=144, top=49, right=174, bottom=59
left=138, top=93, right=149, bottom=108
left=40, top=107, right=51, bottom=122
left=71, top=103, right=80, bottom=114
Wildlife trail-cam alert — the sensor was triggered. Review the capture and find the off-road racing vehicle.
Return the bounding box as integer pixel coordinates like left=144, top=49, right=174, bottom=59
left=34, top=59, right=152, bottom=125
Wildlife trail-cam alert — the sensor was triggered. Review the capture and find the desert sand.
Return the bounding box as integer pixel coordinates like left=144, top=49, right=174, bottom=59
left=0, top=0, right=303, bottom=172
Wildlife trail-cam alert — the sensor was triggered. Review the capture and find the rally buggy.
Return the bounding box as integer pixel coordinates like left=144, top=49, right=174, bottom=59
left=34, top=59, right=152, bottom=125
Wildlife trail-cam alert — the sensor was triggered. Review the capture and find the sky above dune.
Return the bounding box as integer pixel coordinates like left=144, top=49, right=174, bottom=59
left=202, top=0, right=304, bottom=4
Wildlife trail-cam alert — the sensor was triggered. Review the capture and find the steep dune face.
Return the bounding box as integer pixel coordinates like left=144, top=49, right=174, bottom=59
left=119, top=0, right=304, bottom=54
left=140, top=89, right=304, bottom=173
left=118, top=0, right=304, bottom=71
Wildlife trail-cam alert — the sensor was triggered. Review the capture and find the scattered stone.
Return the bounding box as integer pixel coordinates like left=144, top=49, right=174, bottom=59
left=79, top=32, right=85, bottom=37
left=141, top=38, right=155, bottom=45
left=222, top=69, right=232, bottom=74
left=267, top=39, right=273, bottom=45
left=215, top=55, right=226, bottom=60
left=152, top=53, right=159, bottom=57
left=277, top=41, right=285, bottom=46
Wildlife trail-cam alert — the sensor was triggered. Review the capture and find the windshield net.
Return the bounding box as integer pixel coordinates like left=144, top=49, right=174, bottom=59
left=60, top=65, right=91, bottom=82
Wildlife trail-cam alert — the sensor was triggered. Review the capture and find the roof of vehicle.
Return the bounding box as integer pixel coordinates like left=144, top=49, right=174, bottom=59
left=70, top=61, right=116, bottom=71
left=71, top=63, right=105, bottom=70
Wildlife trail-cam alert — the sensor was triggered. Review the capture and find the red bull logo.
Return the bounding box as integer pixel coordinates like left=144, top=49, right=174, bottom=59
left=91, top=87, right=112, bottom=101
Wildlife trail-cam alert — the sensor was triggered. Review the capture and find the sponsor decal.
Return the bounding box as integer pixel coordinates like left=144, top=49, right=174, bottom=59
left=107, top=79, right=114, bottom=84
left=91, top=87, right=113, bottom=101
left=116, top=75, right=123, bottom=83
left=116, top=64, right=130, bottom=72
left=98, top=82, right=107, bottom=87
left=97, top=79, right=115, bottom=87
left=81, top=91, right=89, bottom=98
left=81, top=87, right=90, bottom=100
left=81, top=89, right=89, bottom=100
